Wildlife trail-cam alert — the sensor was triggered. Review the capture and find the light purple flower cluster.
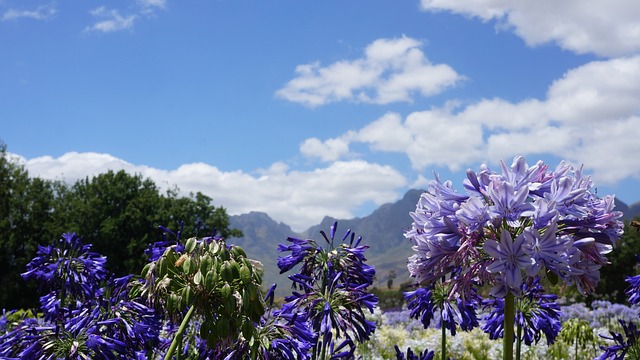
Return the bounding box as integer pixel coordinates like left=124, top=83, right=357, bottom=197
left=406, top=156, right=624, bottom=299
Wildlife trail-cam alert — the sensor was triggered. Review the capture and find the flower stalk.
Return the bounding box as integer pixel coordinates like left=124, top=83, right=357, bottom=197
left=164, top=305, right=195, bottom=360
left=504, top=292, right=514, bottom=360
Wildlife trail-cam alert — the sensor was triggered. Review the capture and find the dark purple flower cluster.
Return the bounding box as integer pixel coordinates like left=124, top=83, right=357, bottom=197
left=394, top=345, right=435, bottom=360
left=626, top=255, right=640, bottom=306
left=250, top=284, right=315, bottom=360
left=0, top=234, right=161, bottom=359
left=404, top=283, right=479, bottom=336
left=22, top=233, right=108, bottom=307
left=276, top=221, right=379, bottom=358
left=597, top=320, right=640, bottom=360
left=482, top=277, right=562, bottom=346
left=596, top=255, right=640, bottom=358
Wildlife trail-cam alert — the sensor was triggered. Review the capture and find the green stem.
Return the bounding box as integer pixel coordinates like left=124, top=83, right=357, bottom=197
left=164, top=306, right=195, bottom=360
left=503, top=292, right=515, bottom=360
left=441, top=318, right=447, bottom=360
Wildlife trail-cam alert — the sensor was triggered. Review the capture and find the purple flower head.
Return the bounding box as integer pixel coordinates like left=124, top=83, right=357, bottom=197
left=277, top=222, right=378, bottom=358
left=394, top=345, right=435, bottom=360
left=22, top=233, right=108, bottom=302
left=597, top=319, right=640, bottom=360
left=404, top=287, right=435, bottom=329
left=405, top=280, right=479, bottom=336
left=277, top=237, right=316, bottom=274
left=456, top=195, right=490, bottom=232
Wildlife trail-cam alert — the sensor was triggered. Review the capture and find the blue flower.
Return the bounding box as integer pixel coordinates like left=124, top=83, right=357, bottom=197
left=626, top=255, right=640, bottom=306
left=484, top=229, right=534, bottom=292
left=487, top=179, right=535, bottom=227
left=277, top=237, right=315, bottom=274
left=22, top=233, right=108, bottom=301
left=522, top=223, right=570, bottom=276
left=596, top=319, right=640, bottom=360
left=394, top=345, right=435, bottom=360
left=277, top=222, right=378, bottom=358
left=482, top=278, right=562, bottom=346
left=405, top=287, right=435, bottom=329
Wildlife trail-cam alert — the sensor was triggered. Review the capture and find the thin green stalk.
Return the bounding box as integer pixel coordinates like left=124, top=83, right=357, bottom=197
left=441, top=317, right=447, bottom=360
left=164, top=305, right=196, bottom=360
left=503, top=292, right=515, bottom=360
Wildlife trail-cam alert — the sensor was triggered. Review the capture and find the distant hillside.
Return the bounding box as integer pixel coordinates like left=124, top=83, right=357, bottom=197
left=227, top=190, right=423, bottom=293
left=227, top=212, right=296, bottom=292
left=228, top=190, right=639, bottom=295
left=616, top=198, right=640, bottom=220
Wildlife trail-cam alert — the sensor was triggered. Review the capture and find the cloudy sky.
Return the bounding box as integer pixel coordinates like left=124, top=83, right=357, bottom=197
left=2, top=0, right=640, bottom=231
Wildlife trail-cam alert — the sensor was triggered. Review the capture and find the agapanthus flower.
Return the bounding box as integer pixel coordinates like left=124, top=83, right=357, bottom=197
left=482, top=278, right=562, bottom=346
left=484, top=229, right=534, bottom=292
left=250, top=284, right=314, bottom=360
left=405, top=279, right=479, bottom=336
left=596, top=319, right=640, bottom=360
left=406, top=155, right=623, bottom=303
left=625, top=255, right=640, bottom=306
left=3, top=234, right=162, bottom=359
left=277, top=237, right=316, bottom=274
left=522, top=223, right=570, bottom=276
left=22, top=232, right=108, bottom=301
left=394, top=345, right=435, bottom=360
left=487, top=179, right=535, bottom=227
left=277, top=222, right=378, bottom=358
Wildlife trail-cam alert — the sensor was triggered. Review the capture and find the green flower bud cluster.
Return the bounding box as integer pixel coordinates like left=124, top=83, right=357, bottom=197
left=139, top=236, right=265, bottom=349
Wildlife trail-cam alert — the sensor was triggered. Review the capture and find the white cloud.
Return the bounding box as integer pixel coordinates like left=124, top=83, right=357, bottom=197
left=299, top=136, right=352, bottom=162
left=420, top=0, right=640, bottom=57
left=546, top=56, right=640, bottom=123
left=355, top=112, right=413, bottom=152
left=2, top=3, right=57, bottom=22
left=301, top=56, right=640, bottom=184
left=16, top=152, right=407, bottom=232
left=85, top=6, right=136, bottom=33
left=139, top=0, right=166, bottom=9
left=276, top=36, right=463, bottom=107
left=138, top=0, right=166, bottom=15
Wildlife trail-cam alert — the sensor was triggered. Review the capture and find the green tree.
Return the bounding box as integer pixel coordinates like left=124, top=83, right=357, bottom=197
left=53, top=170, right=164, bottom=276
left=52, top=170, right=242, bottom=278
left=0, top=143, right=58, bottom=309
left=596, top=218, right=640, bottom=303
left=159, top=189, right=242, bottom=239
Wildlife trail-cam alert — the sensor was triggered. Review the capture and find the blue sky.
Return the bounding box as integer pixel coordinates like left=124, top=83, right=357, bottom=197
left=2, top=0, right=640, bottom=231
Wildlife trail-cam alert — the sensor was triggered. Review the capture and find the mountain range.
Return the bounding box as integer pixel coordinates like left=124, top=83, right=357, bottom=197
left=227, top=189, right=640, bottom=294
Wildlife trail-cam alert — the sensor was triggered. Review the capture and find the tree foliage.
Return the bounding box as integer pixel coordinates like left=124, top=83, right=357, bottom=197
left=596, top=218, right=640, bottom=303
left=0, top=143, right=58, bottom=309
left=0, top=142, right=241, bottom=310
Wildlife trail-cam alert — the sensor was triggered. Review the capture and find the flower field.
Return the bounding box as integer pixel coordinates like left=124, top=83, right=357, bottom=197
left=357, top=300, right=640, bottom=359
left=1, top=155, right=639, bottom=359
